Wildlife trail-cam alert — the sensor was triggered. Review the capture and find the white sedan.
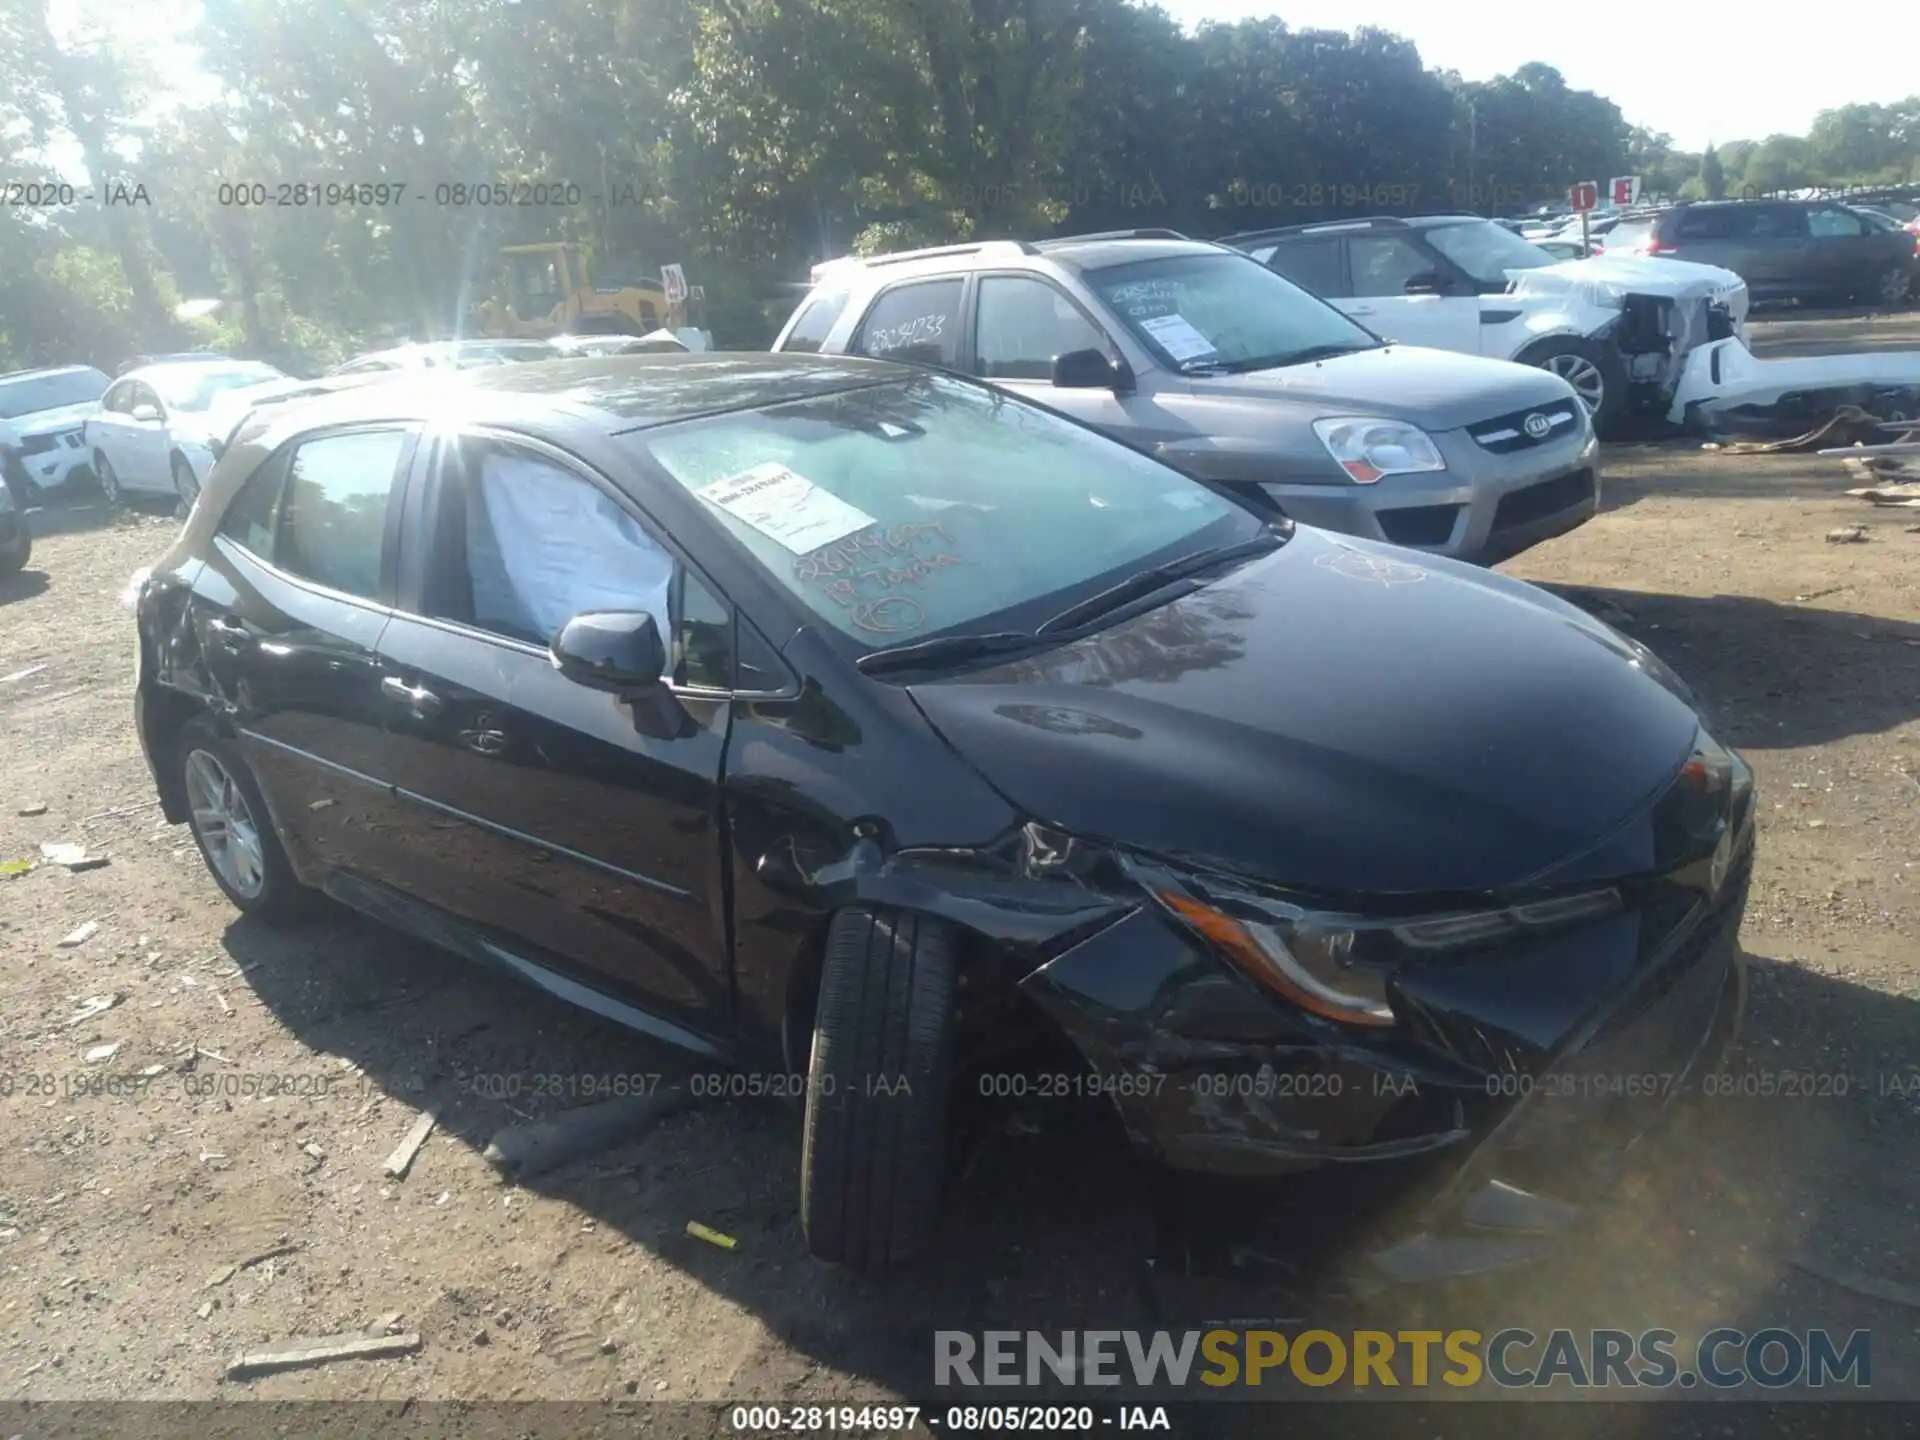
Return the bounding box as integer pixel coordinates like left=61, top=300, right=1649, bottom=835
left=86, top=360, right=288, bottom=506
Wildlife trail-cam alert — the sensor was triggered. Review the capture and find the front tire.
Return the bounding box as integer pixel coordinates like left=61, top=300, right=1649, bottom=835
left=800, top=906, right=958, bottom=1270
left=1871, top=263, right=1912, bottom=308
left=176, top=715, right=309, bottom=920
left=1521, top=336, right=1628, bottom=439
left=0, top=520, right=28, bottom=578
left=94, top=452, right=124, bottom=506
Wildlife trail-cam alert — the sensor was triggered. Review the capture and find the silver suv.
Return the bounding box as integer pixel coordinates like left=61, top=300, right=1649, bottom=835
left=774, top=230, right=1600, bottom=565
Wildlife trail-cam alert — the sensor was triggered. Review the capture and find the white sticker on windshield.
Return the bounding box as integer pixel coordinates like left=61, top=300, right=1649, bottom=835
left=1139, top=313, right=1217, bottom=363
left=699, top=463, right=875, bottom=553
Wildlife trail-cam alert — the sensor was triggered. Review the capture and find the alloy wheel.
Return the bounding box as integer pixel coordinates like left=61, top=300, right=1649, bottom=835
left=184, top=748, right=266, bottom=899
left=1542, top=353, right=1605, bottom=415
left=1879, top=265, right=1913, bottom=306
left=95, top=455, right=122, bottom=505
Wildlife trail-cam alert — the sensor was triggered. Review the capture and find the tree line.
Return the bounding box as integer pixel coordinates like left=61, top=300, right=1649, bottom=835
left=2, top=0, right=1916, bottom=373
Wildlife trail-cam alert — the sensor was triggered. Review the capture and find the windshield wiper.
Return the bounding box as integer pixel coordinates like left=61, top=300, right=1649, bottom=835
left=1034, top=530, right=1285, bottom=638
left=854, top=630, right=1043, bottom=677
left=1265, top=342, right=1379, bottom=367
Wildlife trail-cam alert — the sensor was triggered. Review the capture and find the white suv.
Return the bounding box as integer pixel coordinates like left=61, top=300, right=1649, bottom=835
left=1224, top=216, right=1749, bottom=437
left=0, top=365, right=112, bottom=498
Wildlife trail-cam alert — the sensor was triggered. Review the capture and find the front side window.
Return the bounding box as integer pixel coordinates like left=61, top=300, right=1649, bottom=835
left=631, top=373, right=1261, bottom=648
left=1348, top=236, right=1436, bottom=297
left=973, top=276, right=1109, bottom=380
left=853, top=280, right=964, bottom=367
left=1741, top=207, right=1809, bottom=239
left=1808, top=207, right=1865, bottom=238
left=1084, top=253, right=1376, bottom=374
left=274, top=430, right=409, bottom=601
left=1420, top=221, right=1556, bottom=287
left=429, top=441, right=732, bottom=686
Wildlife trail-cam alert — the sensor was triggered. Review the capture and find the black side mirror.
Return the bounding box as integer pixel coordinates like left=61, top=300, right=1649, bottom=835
left=551, top=610, right=666, bottom=692
left=1402, top=272, right=1449, bottom=296
left=1052, top=348, right=1126, bottom=389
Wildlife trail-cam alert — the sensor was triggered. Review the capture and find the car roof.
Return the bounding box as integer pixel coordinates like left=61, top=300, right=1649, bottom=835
left=239, top=353, right=916, bottom=445
left=120, top=359, right=281, bottom=386
left=808, top=231, right=1222, bottom=287
left=0, top=364, right=107, bottom=384
left=1219, top=214, right=1492, bottom=246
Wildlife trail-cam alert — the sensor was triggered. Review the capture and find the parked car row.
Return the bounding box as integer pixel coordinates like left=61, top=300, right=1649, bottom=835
left=1602, top=200, right=1915, bottom=306
left=129, top=348, right=1755, bottom=1277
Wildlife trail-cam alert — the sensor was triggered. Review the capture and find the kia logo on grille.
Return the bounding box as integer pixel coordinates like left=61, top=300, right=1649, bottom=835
left=1523, top=412, right=1553, bottom=440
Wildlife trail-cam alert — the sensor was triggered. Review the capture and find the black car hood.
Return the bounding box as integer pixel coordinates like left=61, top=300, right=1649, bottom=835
left=905, top=529, right=1701, bottom=897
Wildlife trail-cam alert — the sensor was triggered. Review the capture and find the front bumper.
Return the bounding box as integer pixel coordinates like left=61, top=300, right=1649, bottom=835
left=1260, top=429, right=1599, bottom=566
left=12, top=436, right=91, bottom=494
left=1016, top=816, right=1752, bottom=1278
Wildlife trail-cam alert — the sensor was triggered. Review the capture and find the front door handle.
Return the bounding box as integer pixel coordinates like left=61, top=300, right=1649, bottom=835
left=205, top=615, right=253, bottom=651
left=381, top=675, right=442, bottom=715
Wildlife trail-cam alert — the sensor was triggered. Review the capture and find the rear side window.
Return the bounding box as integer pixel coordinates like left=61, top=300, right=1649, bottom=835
left=1674, top=208, right=1739, bottom=240
left=853, top=279, right=964, bottom=367
left=1741, top=207, right=1809, bottom=239
left=274, top=430, right=410, bottom=601
left=778, top=291, right=850, bottom=353
left=1266, top=239, right=1345, bottom=296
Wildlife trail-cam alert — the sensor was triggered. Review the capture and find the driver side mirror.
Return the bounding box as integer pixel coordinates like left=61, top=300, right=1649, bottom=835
left=130, top=403, right=162, bottom=423
left=551, top=610, right=666, bottom=693
left=1402, top=272, right=1450, bottom=297
left=1052, top=348, right=1130, bottom=390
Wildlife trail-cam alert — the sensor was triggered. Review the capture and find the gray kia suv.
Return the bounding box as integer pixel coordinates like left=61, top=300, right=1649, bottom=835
left=774, top=230, right=1599, bottom=564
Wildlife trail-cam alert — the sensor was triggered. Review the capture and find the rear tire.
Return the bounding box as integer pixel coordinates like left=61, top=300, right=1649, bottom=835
left=1520, top=336, right=1628, bottom=440
left=171, top=453, right=201, bottom=508
left=176, top=715, right=311, bottom=921
left=800, top=906, right=958, bottom=1270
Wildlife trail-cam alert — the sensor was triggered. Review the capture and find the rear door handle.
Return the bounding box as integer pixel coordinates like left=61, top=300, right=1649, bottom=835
left=381, top=675, right=442, bottom=715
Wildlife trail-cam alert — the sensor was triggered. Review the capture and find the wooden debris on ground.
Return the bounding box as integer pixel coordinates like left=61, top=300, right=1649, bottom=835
left=226, top=1330, right=422, bottom=1380
left=382, top=1109, right=438, bottom=1179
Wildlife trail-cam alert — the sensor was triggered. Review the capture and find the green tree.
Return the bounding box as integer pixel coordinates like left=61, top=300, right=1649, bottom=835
left=1698, top=143, right=1725, bottom=200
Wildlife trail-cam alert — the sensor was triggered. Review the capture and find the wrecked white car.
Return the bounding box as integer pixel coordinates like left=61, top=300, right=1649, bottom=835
left=1669, top=337, right=1920, bottom=439
left=1224, top=216, right=1749, bottom=437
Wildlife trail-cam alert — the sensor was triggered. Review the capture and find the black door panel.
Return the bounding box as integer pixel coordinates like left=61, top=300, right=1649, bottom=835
left=375, top=432, right=737, bottom=1041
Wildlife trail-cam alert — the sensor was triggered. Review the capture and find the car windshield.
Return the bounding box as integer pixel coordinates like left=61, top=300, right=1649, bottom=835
left=150, top=364, right=284, bottom=412
left=1082, top=253, right=1378, bottom=374
left=0, top=368, right=110, bottom=418
left=1423, top=220, right=1560, bottom=286
left=631, top=373, right=1263, bottom=649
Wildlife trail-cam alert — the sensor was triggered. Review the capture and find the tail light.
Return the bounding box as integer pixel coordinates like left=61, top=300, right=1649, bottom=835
left=1647, top=241, right=1680, bottom=256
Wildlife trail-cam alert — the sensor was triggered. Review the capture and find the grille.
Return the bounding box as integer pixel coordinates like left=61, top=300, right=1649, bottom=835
left=1467, top=398, right=1581, bottom=454
left=19, top=429, right=83, bottom=456
left=1378, top=504, right=1461, bottom=547
left=1491, top=468, right=1594, bottom=532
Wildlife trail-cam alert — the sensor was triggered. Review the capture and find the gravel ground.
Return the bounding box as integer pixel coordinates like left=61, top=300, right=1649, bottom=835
left=1, top=312, right=1917, bottom=1430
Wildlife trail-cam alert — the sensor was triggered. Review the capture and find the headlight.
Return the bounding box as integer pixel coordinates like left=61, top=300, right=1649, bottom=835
left=1125, top=857, right=1621, bottom=1029
left=1310, top=417, right=1446, bottom=484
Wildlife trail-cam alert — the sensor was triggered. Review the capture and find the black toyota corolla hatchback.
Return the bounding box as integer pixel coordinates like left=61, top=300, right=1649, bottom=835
left=132, top=354, right=1754, bottom=1274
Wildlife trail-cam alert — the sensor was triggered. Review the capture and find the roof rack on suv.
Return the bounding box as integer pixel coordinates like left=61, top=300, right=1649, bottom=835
left=1037, top=228, right=1191, bottom=245
left=810, top=239, right=1039, bottom=282
left=1219, top=216, right=1413, bottom=246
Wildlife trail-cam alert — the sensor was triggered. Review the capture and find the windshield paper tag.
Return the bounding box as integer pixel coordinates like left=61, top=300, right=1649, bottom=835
left=699, top=463, right=875, bottom=553
left=1139, top=314, right=1217, bottom=363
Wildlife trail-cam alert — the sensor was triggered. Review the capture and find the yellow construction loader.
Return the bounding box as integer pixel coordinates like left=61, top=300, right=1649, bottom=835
left=478, top=243, right=698, bottom=339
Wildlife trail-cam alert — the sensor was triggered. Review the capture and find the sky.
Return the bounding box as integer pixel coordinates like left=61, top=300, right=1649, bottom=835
left=38, top=0, right=1919, bottom=162
left=1161, top=0, right=1916, bottom=151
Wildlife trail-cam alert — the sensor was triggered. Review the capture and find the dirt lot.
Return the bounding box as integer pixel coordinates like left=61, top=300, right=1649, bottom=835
left=3, top=312, right=1918, bottom=1427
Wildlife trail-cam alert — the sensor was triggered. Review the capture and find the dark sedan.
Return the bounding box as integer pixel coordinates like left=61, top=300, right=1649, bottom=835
left=131, top=355, right=1754, bottom=1275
